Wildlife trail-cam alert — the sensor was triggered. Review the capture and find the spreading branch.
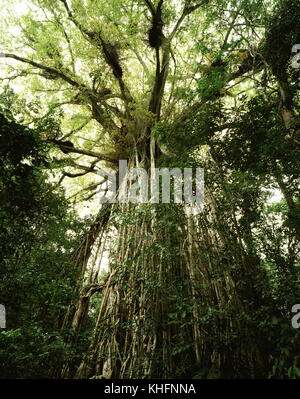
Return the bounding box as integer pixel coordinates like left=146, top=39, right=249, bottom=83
left=59, top=0, right=133, bottom=105
left=48, top=139, right=117, bottom=164
left=2, top=53, right=81, bottom=89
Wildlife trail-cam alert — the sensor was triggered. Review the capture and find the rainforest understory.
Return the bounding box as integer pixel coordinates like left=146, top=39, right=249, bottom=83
left=0, top=0, right=300, bottom=379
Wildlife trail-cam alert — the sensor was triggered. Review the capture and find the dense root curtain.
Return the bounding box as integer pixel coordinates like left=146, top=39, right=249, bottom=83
left=60, top=160, right=271, bottom=378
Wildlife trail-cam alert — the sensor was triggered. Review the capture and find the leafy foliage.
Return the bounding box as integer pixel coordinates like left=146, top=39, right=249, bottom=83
left=0, top=112, right=92, bottom=378
left=0, top=0, right=299, bottom=380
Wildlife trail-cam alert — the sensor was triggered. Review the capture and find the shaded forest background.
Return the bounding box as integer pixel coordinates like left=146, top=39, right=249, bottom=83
left=0, top=0, right=300, bottom=379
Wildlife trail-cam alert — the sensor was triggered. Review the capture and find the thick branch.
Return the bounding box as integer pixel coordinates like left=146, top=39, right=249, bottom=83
left=62, top=159, right=99, bottom=177
left=143, top=0, right=155, bottom=16
left=49, top=139, right=116, bottom=163
left=2, top=53, right=81, bottom=89
left=148, top=1, right=206, bottom=119
left=169, top=1, right=204, bottom=41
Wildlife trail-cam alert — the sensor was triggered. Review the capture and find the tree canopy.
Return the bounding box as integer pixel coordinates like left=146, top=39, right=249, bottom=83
left=0, top=0, right=300, bottom=379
